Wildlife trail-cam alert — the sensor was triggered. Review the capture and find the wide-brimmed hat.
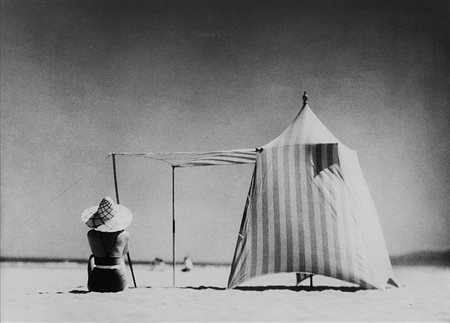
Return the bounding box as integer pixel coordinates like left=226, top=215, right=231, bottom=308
left=81, top=197, right=133, bottom=232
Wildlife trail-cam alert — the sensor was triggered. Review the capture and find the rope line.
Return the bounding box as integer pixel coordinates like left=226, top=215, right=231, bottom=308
left=36, top=155, right=111, bottom=214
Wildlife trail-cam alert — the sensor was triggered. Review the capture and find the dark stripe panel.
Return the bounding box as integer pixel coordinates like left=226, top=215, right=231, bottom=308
left=209, top=156, right=258, bottom=162
left=319, top=144, right=331, bottom=277
left=284, top=146, right=293, bottom=271
left=272, top=150, right=281, bottom=272
left=183, top=157, right=256, bottom=163
left=306, top=145, right=318, bottom=274
left=315, top=143, right=322, bottom=175
left=261, top=151, right=269, bottom=274
left=178, top=160, right=256, bottom=167
left=327, top=144, right=334, bottom=169
left=213, top=152, right=258, bottom=158
left=295, top=145, right=306, bottom=272
left=341, top=182, right=356, bottom=284
left=331, top=145, right=344, bottom=281
left=250, top=163, right=259, bottom=277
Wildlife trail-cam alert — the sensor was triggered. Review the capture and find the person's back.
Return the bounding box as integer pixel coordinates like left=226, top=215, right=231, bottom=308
left=87, top=229, right=129, bottom=259
left=81, top=197, right=133, bottom=292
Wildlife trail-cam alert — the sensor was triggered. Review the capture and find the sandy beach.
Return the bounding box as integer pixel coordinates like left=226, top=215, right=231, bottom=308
left=1, top=262, right=448, bottom=322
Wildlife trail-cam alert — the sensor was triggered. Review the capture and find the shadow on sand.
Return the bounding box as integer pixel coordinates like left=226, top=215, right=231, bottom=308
left=179, top=285, right=363, bottom=292
left=34, top=289, right=90, bottom=295
left=56, top=285, right=362, bottom=294
left=68, top=289, right=91, bottom=294
left=43, top=285, right=363, bottom=294
left=59, top=285, right=364, bottom=294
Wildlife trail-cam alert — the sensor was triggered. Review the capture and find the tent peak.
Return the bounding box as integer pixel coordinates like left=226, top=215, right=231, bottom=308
left=302, top=91, right=308, bottom=106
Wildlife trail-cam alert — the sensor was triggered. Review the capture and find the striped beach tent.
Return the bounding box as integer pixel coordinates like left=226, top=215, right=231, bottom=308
left=227, top=104, right=398, bottom=289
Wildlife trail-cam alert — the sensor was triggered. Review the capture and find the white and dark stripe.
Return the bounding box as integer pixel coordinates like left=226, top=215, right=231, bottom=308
left=228, top=143, right=355, bottom=288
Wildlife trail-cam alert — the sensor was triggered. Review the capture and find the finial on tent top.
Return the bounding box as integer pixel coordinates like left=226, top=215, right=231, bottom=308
left=302, top=91, right=308, bottom=106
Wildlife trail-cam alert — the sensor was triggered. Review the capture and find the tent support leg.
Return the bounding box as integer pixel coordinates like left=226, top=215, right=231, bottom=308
left=310, top=275, right=313, bottom=287
left=111, top=153, right=137, bottom=288
left=172, top=166, right=176, bottom=287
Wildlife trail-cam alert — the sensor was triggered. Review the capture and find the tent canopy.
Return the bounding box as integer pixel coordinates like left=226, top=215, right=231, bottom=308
left=113, top=148, right=257, bottom=168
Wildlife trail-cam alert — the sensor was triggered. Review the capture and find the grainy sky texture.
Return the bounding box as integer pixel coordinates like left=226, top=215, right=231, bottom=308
left=1, top=0, right=449, bottom=263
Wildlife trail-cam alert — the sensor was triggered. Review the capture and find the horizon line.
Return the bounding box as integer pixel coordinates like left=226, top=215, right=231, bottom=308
left=1, top=249, right=449, bottom=266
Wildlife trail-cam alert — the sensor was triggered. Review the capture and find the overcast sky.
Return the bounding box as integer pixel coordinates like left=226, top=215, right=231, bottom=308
left=1, top=0, right=449, bottom=263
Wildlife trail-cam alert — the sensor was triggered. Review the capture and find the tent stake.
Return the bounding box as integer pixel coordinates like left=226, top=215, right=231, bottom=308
left=111, top=153, right=137, bottom=288
left=172, top=166, right=176, bottom=287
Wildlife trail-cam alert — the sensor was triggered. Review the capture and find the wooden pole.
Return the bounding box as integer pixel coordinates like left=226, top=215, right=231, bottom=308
left=111, top=153, right=137, bottom=288
left=172, top=166, right=176, bottom=287
left=112, top=153, right=120, bottom=204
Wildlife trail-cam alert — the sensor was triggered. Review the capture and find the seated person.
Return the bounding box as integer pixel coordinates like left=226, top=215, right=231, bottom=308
left=151, top=257, right=167, bottom=271
left=182, top=256, right=193, bottom=272
left=81, top=197, right=133, bottom=292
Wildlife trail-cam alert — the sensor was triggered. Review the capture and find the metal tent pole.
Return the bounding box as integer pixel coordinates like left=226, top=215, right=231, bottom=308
left=172, top=166, right=176, bottom=287
left=111, top=153, right=137, bottom=288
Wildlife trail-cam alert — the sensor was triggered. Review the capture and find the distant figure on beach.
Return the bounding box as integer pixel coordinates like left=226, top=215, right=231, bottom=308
left=182, top=256, right=193, bottom=272
left=150, top=257, right=167, bottom=271
left=81, top=197, right=133, bottom=292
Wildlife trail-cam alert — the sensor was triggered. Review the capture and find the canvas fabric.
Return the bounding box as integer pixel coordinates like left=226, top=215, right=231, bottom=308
left=227, top=105, right=397, bottom=289
left=113, top=148, right=257, bottom=167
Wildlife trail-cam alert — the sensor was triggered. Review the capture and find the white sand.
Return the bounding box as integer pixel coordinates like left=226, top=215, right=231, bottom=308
left=1, top=263, right=449, bottom=322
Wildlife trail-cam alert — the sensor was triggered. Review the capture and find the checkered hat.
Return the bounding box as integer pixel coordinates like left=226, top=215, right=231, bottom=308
left=81, top=197, right=133, bottom=232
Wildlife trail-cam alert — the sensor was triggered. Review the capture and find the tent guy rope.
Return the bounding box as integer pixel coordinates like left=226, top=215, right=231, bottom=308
left=35, top=155, right=110, bottom=215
